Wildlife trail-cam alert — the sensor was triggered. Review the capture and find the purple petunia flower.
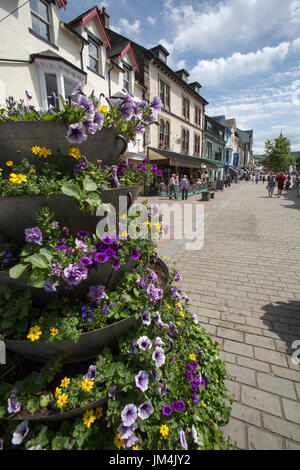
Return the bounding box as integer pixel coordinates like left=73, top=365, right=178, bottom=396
left=75, top=239, right=88, bottom=252
left=137, top=336, right=152, bottom=351
left=77, top=231, right=90, bottom=239
left=180, top=430, right=188, bottom=450
left=128, top=341, right=139, bottom=356
left=85, top=365, right=97, bottom=381
left=121, top=404, right=137, bottom=427
left=162, top=405, right=172, bottom=417
left=78, top=94, right=93, bottom=109
left=93, top=110, right=104, bottom=130
left=11, top=420, right=29, bottom=446
left=152, top=369, right=161, bottom=382
left=172, top=401, right=181, bottom=411
left=152, top=347, right=165, bottom=368
left=51, top=262, right=62, bottom=277
left=111, top=166, right=120, bottom=188
left=25, top=227, right=42, bottom=245
left=73, top=155, right=89, bottom=172
left=118, top=423, right=136, bottom=439
left=192, top=393, right=200, bottom=404
left=136, top=277, right=148, bottom=290
left=88, top=285, right=106, bottom=303
left=146, top=283, right=160, bottom=302
left=155, top=312, right=169, bottom=329
left=130, top=249, right=140, bottom=261
left=7, top=388, right=21, bottom=414
left=66, top=122, right=87, bottom=144
left=158, top=378, right=167, bottom=396
left=51, top=221, right=59, bottom=230
left=147, top=269, right=158, bottom=284
left=138, top=401, right=154, bottom=420
left=94, top=252, right=108, bottom=264
left=135, top=370, right=149, bottom=392
left=174, top=272, right=181, bottom=282
left=44, top=278, right=56, bottom=293
left=152, top=337, right=164, bottom=347
left=83, top=119, right=98, bottom=135
left=79, top=257, right=93, bottom=266
left=111, top=259, right=121, bottom=270
left=105, top=247, right=115, bottom=259
left=62, top=262, right=88, bottom=287
left=72, top=84, right=85, bottom=96
left=108, top=386, right=116, bottom=400
left=140, top=309, right=151, bottom=326
left=123, top=434, right=138, bottom=449
left=191, top=425, right=198, bottom=444
left=150, top=96, right=162, bottom=112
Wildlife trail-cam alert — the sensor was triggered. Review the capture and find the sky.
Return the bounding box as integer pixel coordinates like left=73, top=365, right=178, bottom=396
left=61, top=0, right=300, bottom=154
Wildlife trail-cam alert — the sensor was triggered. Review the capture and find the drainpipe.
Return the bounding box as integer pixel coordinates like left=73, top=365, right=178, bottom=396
left=107, top=65, right=114, bottom=98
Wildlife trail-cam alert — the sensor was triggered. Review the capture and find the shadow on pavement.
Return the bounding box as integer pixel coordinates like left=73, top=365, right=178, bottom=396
left=280, top=189, right=300, bottom=211
left=261, top=300, right=300, bottom=362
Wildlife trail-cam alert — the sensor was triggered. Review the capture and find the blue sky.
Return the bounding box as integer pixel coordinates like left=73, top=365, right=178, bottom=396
left=62, top=0, right=300, bottom=154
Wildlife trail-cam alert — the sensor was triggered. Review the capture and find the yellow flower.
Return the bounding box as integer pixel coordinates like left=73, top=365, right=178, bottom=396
left=120, top=214, right=127, bottom=220
left=177, top=302, right=182, bottom=308
left=147, top=221, right=152, bottom=228
left=114, top=433, right=124, bottom=449
left=31, top=146, right=41, bottom=155
left=160, top=424, right=169, bottom=438
left=6, top=161, right=13, bottom=166
left=60, top=377, right=70, bottom=388
left=50, top=327, right=59, bottom=337
left=55, top=387, right=62, bottom=398
left=176, top=321, right=181, bottom=327
left=95, top=407, right=103, bottom=419
left=189, top=353, right=196, bottom=361
left=56, top=393, right=69, bottom=409
left=121, top=231, right=128, bottom=238
left=0, top=168, right=3, bottom=174
left=29, top=168, right=36, bottom=174
left=38, top=146, right=52, bottom=158
left=82, top=409, right=96, bottom=428
left=132, top=445, right=140, bottom=450
left=9, top=173, right=27, bottom=184
left=68, top=146, right=81, bottom=160
left=81, top=378, right=94, bottom=392
left=98, top=105, right=108, bottom=113
left=66, top=313, right=70, bottom=317
left=166, top=304, right=171, bottom=310
left=77, top=381, right=82, bottom=388
left=179, top=311, right=185, bottom=318
left=27, top=325, right=42, bottom=342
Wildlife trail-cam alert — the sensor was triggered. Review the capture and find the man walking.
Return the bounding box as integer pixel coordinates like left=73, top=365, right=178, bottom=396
left=169, top=173, right=177, bottom=200
left=181, top=175, right=190, bottom=200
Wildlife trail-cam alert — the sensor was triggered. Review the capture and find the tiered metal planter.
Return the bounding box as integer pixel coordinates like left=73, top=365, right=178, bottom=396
left=0, top=123, right=169, bottom=422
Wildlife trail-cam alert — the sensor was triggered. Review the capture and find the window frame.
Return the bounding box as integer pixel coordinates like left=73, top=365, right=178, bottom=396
left=194, top=134, right=201, bottom=155
left=123, top=67, right=131, bottom=93
left=30, top=0, right=51, bottom=42
left=182, top=96, right=190, bottom=121
left=159, top=79, right=170, bottom=110
left=181, top=128, right=189, bottom=153
left=88, top=38, right=101, bottom=75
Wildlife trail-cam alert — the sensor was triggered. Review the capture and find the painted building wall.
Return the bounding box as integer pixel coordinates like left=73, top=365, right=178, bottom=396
left=147, top=61, right=205, bottom=158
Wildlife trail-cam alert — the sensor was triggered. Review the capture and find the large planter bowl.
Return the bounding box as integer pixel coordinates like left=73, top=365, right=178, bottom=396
left=0, top=256, right=137, bottom=303
left=5, top=315, right=137, bottom=364
left=0, top=122, right=128, bottom=168
left=0, top=186, right=143, bottom=244
left=0, top=396, right=108, bottom=423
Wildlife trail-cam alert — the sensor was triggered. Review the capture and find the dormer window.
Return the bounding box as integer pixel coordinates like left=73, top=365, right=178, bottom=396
left=88, top=39, right=100, bottom=74
left=30, top=0, right=50, bottom=41
left=123, top=68, right=130, bottom=92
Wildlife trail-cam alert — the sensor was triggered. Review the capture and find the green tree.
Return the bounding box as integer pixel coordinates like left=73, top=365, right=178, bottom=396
left=262, top=134, right=296, bottom=171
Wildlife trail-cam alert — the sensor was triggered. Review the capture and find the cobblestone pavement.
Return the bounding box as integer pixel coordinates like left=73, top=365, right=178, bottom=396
left=145, top=182, right=300, bottom=450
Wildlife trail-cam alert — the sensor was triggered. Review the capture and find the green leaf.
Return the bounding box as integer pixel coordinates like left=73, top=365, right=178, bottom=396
left=26, top=396, right=40, bottom=414
left=30, top=275, right=48, bottom=288
left=61, top=182, right=81, bottom=200
left=39, top=249, right=53, bottom=263
left=83, top=178, right=97, bottom=192
left=26, top=254, right=49, bottom=269
left=9, top=263, right=27, bottom=279
left=102, top=346, right=113, bottom=361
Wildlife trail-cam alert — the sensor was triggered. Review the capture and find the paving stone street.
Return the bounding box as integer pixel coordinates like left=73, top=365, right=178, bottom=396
left=144, top=181, right=300, bottom=450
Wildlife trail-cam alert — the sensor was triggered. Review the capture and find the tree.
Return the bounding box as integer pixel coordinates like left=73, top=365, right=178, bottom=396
left=262, top=134, right=296, bottom=171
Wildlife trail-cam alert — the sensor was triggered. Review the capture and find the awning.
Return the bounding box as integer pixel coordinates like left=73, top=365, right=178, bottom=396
left=147, top=147, right=205, bottom=169
left=203, top=158, right=223, bottom=168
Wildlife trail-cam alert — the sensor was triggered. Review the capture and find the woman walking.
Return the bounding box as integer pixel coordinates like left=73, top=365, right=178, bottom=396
left=276, top=172, right=286, bottom=198
left=267, top=175, right=276, bottom=198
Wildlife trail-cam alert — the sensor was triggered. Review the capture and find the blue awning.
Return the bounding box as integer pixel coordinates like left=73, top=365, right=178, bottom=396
left=228, top=166, right=238, bottom=173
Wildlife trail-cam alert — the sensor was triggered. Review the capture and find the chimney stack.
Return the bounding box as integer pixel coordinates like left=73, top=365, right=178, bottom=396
left=100, top=6, right=110, bottom=28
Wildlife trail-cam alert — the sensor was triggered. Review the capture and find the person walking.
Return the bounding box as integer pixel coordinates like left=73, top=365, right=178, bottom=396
left=255, top=174, right=259, bottom=184
left=252, top=174, right=255, bottom=184
left=169, top=174, right=177, bottom=200
left=180, top=175, right=190, bottom=200
left=267, top=175, right=276, bottom=198
left=276, top=172, right=286, bottom=198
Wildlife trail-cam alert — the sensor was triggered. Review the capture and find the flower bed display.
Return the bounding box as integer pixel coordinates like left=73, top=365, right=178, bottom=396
left=0, top=88, right=233, bottom=451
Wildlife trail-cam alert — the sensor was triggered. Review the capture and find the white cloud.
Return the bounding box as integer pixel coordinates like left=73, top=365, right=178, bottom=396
left=189, top=40, right=291, bottom=87
left=118, top=18, right=141, bottom=35
left=147, top=16, right=156, bottom=25
left=161, top=0, right=300, bottom=60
